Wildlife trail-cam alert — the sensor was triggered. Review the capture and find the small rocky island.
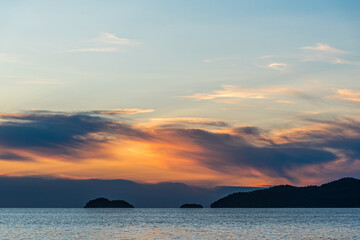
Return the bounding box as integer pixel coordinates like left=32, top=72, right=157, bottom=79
left=180, top=203, right=203, bottom=208
left=84, top=197, right=134, bottom=208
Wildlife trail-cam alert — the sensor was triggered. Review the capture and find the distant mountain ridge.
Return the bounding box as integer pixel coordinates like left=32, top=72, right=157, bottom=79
left=211, top=178, right=360, bottom=208
left=0, top=176, right=256, bottom=207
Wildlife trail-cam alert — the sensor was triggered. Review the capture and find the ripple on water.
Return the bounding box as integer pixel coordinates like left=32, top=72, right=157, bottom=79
left=0, top=208, right=359, bottom=239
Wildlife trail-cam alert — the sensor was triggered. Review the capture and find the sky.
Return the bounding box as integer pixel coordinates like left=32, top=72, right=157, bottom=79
left=0, top=0, right=360, bottom=188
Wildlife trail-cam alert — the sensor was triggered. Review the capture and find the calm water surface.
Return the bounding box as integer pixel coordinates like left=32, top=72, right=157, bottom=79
left=0, top=208, right=359, bottom=239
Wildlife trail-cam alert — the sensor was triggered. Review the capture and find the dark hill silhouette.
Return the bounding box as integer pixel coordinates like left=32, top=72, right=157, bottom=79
left=0, top=176, right=255, bottom=207
left=211, top=177, right=360, bottom=208
left=84, top=197, right=134, bottom=208
left=180, top=203, right=203, bottom=208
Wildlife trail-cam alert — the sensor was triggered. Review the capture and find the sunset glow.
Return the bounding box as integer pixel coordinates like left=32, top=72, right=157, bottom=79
left=0, top=0, right=359, bottom=188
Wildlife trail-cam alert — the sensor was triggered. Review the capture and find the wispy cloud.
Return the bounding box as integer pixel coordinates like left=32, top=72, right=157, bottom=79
left=145, top=117, right=229, bottom=128
left=302, top=43, right=349, bottom=54
left=255, top=54, right=291, bottom=71
left=68, top=32, right=142, bottom=53
left=0, top=152, right=34, bottom=162
left=276, top=100, right=295, bottom=105
left=27, top=109, right=154, bottom=116
left=330, top=89, right=360, bottom=103
left=90, top=108, right=154, bottom=115
left=96, top=32, right=142, bottom=46
left=184, top=85, right=296, bottom=101
left=257, top=43, right=359, bottom=69
left=267, top=62, right=287, bottom=70
left=334, top=58, right=360, bottom=66
left=183, top=85, right=323, bottom=107
left=300, top=43, right=360, bottom=65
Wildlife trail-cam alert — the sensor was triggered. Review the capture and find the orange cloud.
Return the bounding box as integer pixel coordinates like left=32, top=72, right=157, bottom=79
left=0, top=111, right=359, bottom=187
left=184, top=85, right=296, bottom=101
left=331, top=89, right=360, bottom=103
left=91, top=108, right=155, bottom=115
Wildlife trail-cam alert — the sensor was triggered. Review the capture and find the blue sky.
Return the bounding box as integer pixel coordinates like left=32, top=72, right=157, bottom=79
left=0, top=1, right=359, bottom=186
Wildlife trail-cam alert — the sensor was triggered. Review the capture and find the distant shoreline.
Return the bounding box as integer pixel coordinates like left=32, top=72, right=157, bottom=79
left=211, top=178, right=360, bottom=208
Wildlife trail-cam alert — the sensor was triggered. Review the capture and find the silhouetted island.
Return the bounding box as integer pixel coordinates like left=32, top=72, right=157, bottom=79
left=84, top=197, right=134, bottom=208
left=180, top=203, right=203, bottom=208
left=211, top=177, right=360, bottom=208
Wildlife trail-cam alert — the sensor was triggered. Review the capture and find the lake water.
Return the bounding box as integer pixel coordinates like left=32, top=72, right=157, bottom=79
left=0, top=208, right=359, bottom=239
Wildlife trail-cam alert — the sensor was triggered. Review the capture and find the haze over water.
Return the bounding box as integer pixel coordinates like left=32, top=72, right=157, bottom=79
left=0, top=208, right=359, bottom=239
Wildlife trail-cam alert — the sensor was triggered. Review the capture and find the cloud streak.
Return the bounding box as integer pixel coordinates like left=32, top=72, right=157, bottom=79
left=330, top=89, right=360, bottom=103
left=184, top=85, right=292, bottom=100
left=257, top=43, right=359, bottom=70
left=97, top=32, right=142, bottom=46
left=90, top=108, right=154, bottom=115
left=267, top=62, right=287, bottom=70
left=302, top=43, right=349, bottom=54
left=334, top=58, right=360, bottom=66
left=68, top=32, right=142, bottom=53
left=300, top=43, right=360, bottom=66
left=0, top=152, right=34, bottom=162
left=183, top=85, right=319, bottom=106
left=146, top=118, right=229, bottom=128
